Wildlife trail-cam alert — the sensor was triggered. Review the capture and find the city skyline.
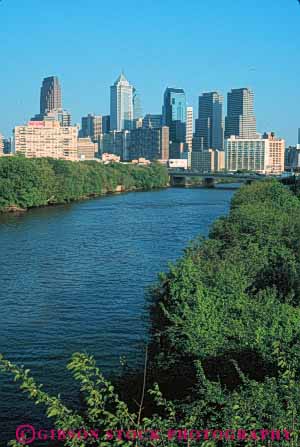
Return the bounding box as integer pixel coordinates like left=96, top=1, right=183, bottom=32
left=0, top=0, right=299, bottom=145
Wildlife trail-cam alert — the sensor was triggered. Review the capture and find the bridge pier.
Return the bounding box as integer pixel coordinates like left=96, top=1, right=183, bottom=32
left=203, top=177, right=216, bottom=188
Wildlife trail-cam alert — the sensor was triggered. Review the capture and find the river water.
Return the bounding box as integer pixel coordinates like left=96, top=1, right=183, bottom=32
left=0, top=187, right=234, bottom=442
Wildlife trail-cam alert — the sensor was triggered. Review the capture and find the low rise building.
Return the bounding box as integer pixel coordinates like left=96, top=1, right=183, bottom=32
left=101, top=153, right=120, bottom=163
left=77, top=137, right=98, bottom=160
left=14, top=120, right=78, bottom=160
left=191, top=149, right=225, bottom=173
left=168, top=159, right=188, bottom=170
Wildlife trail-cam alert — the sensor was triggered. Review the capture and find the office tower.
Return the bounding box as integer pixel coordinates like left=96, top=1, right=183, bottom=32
left=77, top=137, right=98, bottom=160
left=40, top=76, right=62, bottom=116
left=14, top=120, right=78, bottom=160
left=193, top=92, right=223, bottom=152
left=225, top=133, right=285, bottom=174
left=133, top=88, right=143, bottom=119
left=127, top=127, right=169, bottom=161
left=186, top=106, right=193, bottom=152
left=110, top=73, right=134, bottom=131
left=80, top=114, right=102, bottom=142
left=142, top=114, right=163, bottom=129
left=225, top=88, right=257, bottom=139
left=298, top=128, right=300, bottom=145
left=162, top=87, right=186, bottom=143
left=102, top=115, right=110, bottom=134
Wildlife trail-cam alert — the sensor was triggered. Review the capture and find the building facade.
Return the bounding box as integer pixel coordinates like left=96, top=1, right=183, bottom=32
left=191, top=149, right=225, bottom=173
left=80, top=114, right=102, bottom=142
left=110, top=73, right=134, bottom=131
left=186, top=106, right=193, bottom=152
left=142, top=114, right=163, bottom=129
left=127, top=127, right=169, bottom=161
left=225, top=134, right=285, bottom=174
left=162, top=87, right=186, bottom=143
left=133, top=88, right=143, bottom=119
left=194, top=92, right=223, bottom=151
left=40, top=76, right=62, bottom=116
left=77, top=137, right=98, bottom=160
left=225, top=88, right=257, bottom=139
left=102, top=115, right=110, bottom=134
left=14, top=120, right=78, bottom=160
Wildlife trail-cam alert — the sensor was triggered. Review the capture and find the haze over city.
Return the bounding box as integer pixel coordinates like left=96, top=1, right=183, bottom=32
left=0, top=0, right=299, bottom=145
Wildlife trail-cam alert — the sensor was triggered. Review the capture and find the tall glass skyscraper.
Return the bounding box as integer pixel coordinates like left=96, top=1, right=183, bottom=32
left=110, top=73, right=134, bottom=131
left=194, top=92, right=224, bottom=151
left=225, top=88, right=257, bottom=139
left=162, top=88, right=186, bottom=143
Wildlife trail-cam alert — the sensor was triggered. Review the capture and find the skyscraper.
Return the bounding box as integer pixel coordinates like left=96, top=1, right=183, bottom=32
left=186, top=106, right=193, bottom=152
left=225, top=88, right=257, bottom=139
left=194, top=92, right=223, bottom=151
left=40, top=76, right=62, bottom=116
left=80, top=114, right=102, bottom=142
left=133, top=88, right=143, bottom=119
left=162, top=87, right=186, bottom=143
left=110, top=73, right=134, bottom=131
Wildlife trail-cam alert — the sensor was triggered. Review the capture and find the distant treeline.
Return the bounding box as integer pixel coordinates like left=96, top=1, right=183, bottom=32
left=0, top=156, right=169, bottom=212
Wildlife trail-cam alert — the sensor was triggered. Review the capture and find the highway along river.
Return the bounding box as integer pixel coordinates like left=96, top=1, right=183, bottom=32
left=0, top=186, right=235, bottom=442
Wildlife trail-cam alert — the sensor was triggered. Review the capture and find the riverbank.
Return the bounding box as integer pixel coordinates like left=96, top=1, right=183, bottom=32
left=0, top=156, right=169, bottom=213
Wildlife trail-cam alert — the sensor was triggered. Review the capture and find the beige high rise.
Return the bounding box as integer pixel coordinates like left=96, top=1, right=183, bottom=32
left=14, top=121, right=78, bottom=160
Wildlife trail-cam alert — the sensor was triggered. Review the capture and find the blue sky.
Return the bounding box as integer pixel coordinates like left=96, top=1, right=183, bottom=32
left=0, top=0, right=299, bottom=144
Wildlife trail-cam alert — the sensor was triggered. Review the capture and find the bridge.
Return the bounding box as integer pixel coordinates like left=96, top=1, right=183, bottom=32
left=168, top=170, right=297, bottom=188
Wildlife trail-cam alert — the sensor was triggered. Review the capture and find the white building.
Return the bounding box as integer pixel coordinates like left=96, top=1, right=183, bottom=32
left=110, top=73, right=134, bottom=131
left=225, top=133, right=285, bottom=174
left=14, top=120, right=78, bottom=160
left=186, top=106, right=193, bottom=152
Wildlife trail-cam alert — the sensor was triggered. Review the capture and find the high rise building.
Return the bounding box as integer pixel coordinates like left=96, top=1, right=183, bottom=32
left=80, top=114, right=102, bottom=142
left=40, top=76, right=62, bottom=116
left=110, top=73, right=134, bottom=131
left=133, top=88, right=143, bottom=119
left=225, top=88, right=257, bottom=139
left=185, top=106, right=193, bottom=152
left=298, top=128, right=300, bottom=145
left=142, top=114, right=163, bottom=129
left=225, top=133, right=284, bottom=174
left=102, top=115, right=110, bottom=134
left=14, top=120, right=78, bottom=160
left=193, top=92, right=223, bottom=151
left=162, top=88, right=186, bottom=142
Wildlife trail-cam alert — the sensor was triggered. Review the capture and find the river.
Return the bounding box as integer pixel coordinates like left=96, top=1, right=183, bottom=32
left=0, top=186, right=235, bottom=442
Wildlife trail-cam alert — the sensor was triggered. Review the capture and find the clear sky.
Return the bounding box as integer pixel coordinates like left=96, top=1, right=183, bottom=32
left=0, top=0, right=299, bottom=145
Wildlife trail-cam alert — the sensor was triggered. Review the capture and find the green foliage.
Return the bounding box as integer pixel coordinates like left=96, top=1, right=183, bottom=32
left=0, top=157, right=169, bottom=211
left=2, top=179, right=300, bottom=446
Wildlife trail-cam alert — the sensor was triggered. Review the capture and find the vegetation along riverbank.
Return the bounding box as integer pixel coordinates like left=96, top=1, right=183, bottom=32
left=0, top=156, right=169, bottom=213
left=2, top=179, right=300, bottom=446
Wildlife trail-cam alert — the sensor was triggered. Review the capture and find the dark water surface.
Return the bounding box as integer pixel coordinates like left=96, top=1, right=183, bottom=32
left=0, top=187, right=234, bottom=442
